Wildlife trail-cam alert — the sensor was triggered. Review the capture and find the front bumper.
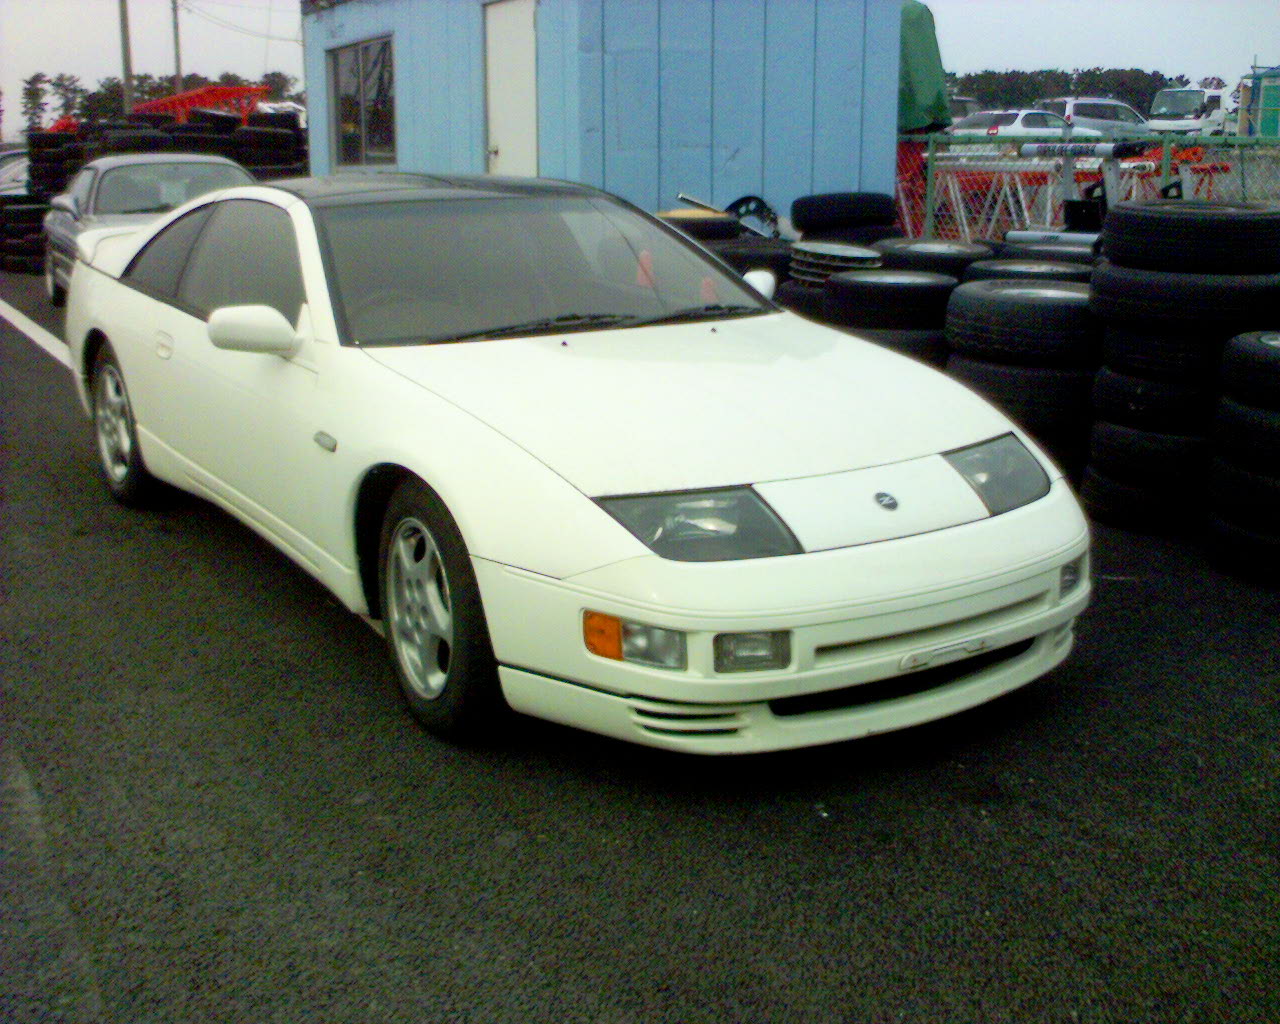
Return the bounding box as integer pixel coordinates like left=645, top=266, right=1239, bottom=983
left=475, top=480, right=1090, bottom=754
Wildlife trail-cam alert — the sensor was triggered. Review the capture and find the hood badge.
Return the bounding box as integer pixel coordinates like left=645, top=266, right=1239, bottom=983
left=874, top=491, right=899, bottom=511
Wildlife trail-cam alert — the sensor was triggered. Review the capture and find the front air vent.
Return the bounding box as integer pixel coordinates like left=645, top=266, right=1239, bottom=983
left=629, top=698, right=744, bottom=738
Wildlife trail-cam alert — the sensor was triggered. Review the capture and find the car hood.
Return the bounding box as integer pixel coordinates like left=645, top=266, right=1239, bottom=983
left=363, top=312, right=1018, bottom=496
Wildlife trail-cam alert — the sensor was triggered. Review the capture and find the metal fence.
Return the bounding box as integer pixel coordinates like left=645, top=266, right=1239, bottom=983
left=896, top=135, right=1280, bottom=242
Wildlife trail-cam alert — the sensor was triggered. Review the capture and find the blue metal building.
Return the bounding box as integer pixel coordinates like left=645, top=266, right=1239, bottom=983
left=301, top=0, right=902, bottom=215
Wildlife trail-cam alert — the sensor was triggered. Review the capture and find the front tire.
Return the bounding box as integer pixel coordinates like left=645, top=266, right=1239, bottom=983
left=90, top=344, right=154, bottom=505
left=45, top=245, right=66, bottom=307
left=378, top=478, right=503, bottom=738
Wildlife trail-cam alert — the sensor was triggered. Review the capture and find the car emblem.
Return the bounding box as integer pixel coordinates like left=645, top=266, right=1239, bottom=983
left=874, top=492, right=899, bottom=511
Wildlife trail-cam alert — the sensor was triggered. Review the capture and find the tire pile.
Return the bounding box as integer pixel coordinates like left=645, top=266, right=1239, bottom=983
left=0, top=195, right=49, bottom=273
left=1085, top=201, right=1280, bottom=551
left=0, top=111, right=308, bottom=276
left=945, top=276, right=1101, bottom=474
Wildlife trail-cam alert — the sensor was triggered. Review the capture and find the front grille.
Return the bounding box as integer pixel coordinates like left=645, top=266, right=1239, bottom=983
left=769, top=638, right=1035, bottom=718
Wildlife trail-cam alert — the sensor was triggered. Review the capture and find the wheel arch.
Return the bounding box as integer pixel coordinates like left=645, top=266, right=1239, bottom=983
left=81, top=328, right=109, bottom=385
left=354, top=462, right=421, bottom=620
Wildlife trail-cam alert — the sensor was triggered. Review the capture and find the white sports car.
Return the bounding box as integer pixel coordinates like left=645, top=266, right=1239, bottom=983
left=65, top=174, right=1090, bottom=754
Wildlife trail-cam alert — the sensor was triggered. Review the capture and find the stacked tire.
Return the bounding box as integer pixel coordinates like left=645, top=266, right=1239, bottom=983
left=945, top=280, right=1101, bottom=475
left=24, top=130, right=78, bottom=199
left=0, top=195, right=50, bottom=274
left=820, top=270, right=956, bottom=367
left=791, top=192, right=901, bottom=246
left=774, top=242, right=881, bottom=319
left=1209, top=332, right=1280, bottom=577
left=1086, top=201, right=1280, bottom=531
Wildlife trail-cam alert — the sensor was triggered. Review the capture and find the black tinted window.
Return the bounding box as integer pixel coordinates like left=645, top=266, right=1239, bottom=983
left=122, top=204, right=215, bottom=299
left=177, top=200, right=305, bottom=322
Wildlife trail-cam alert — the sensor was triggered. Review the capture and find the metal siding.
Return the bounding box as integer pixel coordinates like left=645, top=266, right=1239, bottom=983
left=710, top=0, right=766, bottom=207
left=536, top=0, right=571, bottom=179
left=657, top=0, right=713, bottom=208
left=762, top=0, right=818, bottom=205
left=576, top=0, right=607, bottom=188
left=812, top=0, right=866, bottom=192
left=858, top=0, right=900, bottom=194
left=602, top=0, right=661, bottom=209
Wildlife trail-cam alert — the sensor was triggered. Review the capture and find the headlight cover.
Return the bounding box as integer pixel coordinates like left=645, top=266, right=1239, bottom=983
left=943, top=433, right=1050, bottom=515
left=599, top=487, right=801, bottom=562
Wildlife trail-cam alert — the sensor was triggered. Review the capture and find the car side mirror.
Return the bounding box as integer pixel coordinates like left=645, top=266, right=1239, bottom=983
left=207, top=305, right=300, bottom=356
left=50, top=194, right=78, bottom=218
left=742, top=269, right=777, bottom=300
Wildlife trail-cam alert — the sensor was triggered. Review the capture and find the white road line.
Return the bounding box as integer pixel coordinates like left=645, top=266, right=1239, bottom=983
left=0, top=296, right=72, bottom=369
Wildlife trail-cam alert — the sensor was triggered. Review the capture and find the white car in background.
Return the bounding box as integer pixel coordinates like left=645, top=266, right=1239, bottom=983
left=64, top=174, right=1090, bottom=755
left=1034, top=97, right=1153, bottom=137
left=947, top=109, right=1104, bottom=146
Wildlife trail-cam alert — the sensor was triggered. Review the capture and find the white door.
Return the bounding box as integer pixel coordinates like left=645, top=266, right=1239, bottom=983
left=484, top=0, right=538, bottom=175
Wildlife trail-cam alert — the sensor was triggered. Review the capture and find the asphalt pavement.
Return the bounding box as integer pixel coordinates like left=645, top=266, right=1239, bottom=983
left=1, top=267, right=1277, bottom=1023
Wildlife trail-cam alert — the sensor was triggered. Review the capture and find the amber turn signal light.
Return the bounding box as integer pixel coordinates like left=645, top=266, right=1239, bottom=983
left=583, top=611, right=623, bottom=660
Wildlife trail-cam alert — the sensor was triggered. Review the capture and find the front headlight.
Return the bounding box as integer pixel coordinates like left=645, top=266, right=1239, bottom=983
left=943, top=433, right=1050, bottom=515
left=599, top=487, right=801, bottom=561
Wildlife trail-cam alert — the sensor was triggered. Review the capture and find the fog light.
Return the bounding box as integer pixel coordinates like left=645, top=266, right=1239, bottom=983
left=714, top=631, right=791, bottom=673
left=1060, top=555, right=1086, bottom=596
left=583, top=611, right=687, bottom=670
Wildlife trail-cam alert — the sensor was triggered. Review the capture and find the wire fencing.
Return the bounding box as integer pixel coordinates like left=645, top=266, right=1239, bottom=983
left=896, top=135, right=1280, bottom=242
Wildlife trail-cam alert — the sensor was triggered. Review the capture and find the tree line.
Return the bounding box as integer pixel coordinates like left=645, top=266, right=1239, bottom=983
left=947, top=68, right=1208, bottom=117
left=17, top=70, right=305, bottom=132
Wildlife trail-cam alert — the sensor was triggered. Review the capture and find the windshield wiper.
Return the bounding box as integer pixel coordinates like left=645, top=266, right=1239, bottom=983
left=630, top=304, right=764, bottom=327
left=427, top=312, right=639, bottom=344
left=118, top=205, right=173, bottom=215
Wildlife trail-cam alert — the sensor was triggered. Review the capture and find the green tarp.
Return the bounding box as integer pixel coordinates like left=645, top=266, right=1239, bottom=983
left=899, top=0, right=951, bottom=132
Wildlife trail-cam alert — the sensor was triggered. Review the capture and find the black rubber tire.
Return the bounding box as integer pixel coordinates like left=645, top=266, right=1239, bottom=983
left=1079, top=466, right=1194, bottom=531
left=1208, top=458, right=1280, bottom=532
left=96, top=129, right=169, bottom=153
left=168, top=133, right=236, bottom=157
left=1220, top=332, right=1280, bottom=410
left=247, top=111, right=304, bottom=130
left=2, top=203, right=49, bottom=225
left=791, top=192, right=897, bottom=231
left=189, top=108, right=242, bottom=131
left=702, top=236, right=793, bottom=280
left=841, top=327, right=948, bottom=367
left=1090, top=260, right=1280, bottom=334
left=24, top=131, right=67, bottom=154
left=1101, top=200, right=1280, bottom=274
left=995, top=241, right=1097, bottom=266
left=821, top=270, right=956, bottom=330
left=962, top=259, right=1092, bottom=285
left=871, top=237, right=993, bottom=277
left=44, top=245, right=66, bottom=307
left=946, top=355, right=1094, bottom=435
left=1205, top=516, right=1280, bottom=583
left=946, top=279, right=1100, bottom=368
left=1214, top=398, right=1280, bottom=474
left=801, top=224, right=903, bottom=246
left=1102, top=325, right=1224, bottom=381
left=90, top=344, right=156, bottom=506
left=1091, top=366, right=1215, bottom=433
left=774, top=279, right=826, bottom=319
left=658, top=212, right=742, bottom=241
left=1089, top=421, right=1210, bottom=486
left=378, top=477, right=504, bottom=739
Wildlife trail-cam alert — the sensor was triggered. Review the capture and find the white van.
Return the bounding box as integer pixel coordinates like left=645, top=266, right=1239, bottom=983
left=1149, top=87, right=1230, bottom=134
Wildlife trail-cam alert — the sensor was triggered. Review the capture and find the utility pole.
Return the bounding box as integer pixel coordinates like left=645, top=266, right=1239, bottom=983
left=171, top=0, right=183, bottom=95
left=119, top=0, right=135, bottom=114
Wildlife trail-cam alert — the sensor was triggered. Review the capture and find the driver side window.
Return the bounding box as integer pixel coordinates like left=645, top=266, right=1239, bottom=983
left=176, top=199, right=306, bottom=324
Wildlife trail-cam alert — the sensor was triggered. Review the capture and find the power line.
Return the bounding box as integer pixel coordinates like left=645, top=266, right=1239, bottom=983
left=179, top=1, right=301, bottom=44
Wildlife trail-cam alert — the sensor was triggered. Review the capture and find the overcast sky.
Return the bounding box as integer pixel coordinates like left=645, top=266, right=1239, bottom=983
left=2, top=0, right=1277, bottom=141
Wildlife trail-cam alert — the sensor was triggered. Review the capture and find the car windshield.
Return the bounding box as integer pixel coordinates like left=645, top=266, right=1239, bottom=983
left=0, top=158, right=27, bottom=187
left=1151, top=90, right=1205, bottom=118
left=315, top=194, right=770, bottom=346
left=94, top=162, right=253, bottom=215
left=952, top=112, right=1018, bottom=129
left=1037, top=100, right=1068, bottom=117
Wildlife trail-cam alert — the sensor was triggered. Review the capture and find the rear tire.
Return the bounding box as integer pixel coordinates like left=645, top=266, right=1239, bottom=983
left=90, top=344, right=155, bottom=505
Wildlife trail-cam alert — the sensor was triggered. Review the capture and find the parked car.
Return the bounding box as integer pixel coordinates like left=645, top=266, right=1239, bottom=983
left=64, top=174, right=1090, bottom=755
left=1034, top=97, right=1153, bottom=137
left=1148, top=86, right=1231, bottom=134
left=42, top=153, right=253, bottom=306
left=946, top=109, right=1104, bottom=143
left=0, top=156, right=28, bottom=196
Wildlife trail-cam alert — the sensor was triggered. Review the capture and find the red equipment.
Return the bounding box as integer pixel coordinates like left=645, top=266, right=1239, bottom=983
left=132, top=85, right=269, bottom=125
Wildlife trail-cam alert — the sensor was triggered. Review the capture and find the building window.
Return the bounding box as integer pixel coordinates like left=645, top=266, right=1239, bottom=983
left=329, top=37, right=395, bottom=166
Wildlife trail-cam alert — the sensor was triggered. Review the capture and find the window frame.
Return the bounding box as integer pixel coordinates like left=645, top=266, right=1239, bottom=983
left=328, top=35, right=397, bottom=168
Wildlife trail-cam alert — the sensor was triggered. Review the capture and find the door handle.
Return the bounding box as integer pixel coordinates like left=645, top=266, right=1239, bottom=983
left=155, top=332, right=173, bottom=360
